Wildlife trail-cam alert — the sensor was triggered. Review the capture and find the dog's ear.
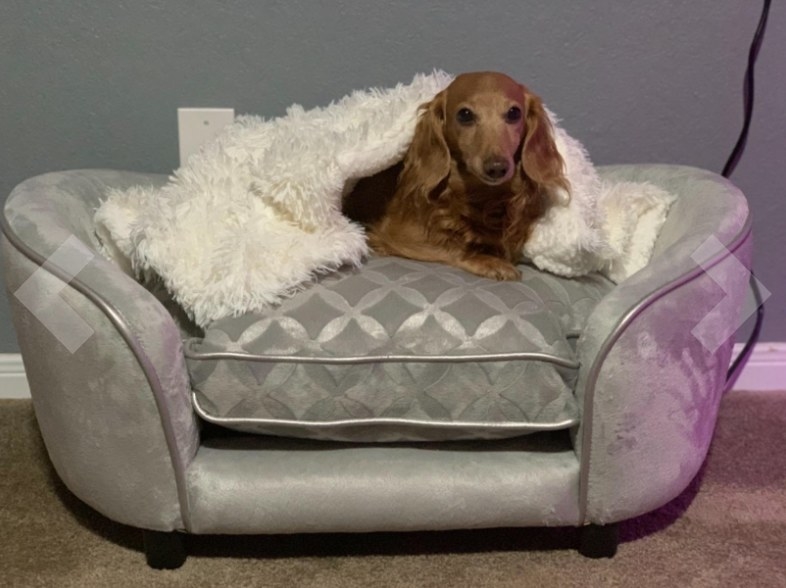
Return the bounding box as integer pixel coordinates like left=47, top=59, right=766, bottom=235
left=398, top=91, right=451, bottom=200
left=520, top=92, right=568, bottom=199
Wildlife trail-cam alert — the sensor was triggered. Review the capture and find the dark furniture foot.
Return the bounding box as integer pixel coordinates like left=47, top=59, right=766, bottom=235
left=578, top=523, right=619, bottom=558
left=143, top=530, right=187, bottom=569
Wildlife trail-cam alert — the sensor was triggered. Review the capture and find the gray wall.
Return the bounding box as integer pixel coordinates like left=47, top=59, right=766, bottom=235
left=1, top=1, right=784, bottom=352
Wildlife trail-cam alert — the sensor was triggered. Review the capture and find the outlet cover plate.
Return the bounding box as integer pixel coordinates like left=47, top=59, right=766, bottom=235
left=178, top=108, right=235, bottom=166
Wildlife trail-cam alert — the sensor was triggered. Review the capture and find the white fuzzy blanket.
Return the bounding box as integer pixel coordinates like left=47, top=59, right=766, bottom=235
left=95, top=71, right=675, bottom=327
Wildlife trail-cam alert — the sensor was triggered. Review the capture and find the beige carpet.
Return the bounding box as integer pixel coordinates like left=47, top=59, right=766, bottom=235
left=2, top=390, right=785, bottom=588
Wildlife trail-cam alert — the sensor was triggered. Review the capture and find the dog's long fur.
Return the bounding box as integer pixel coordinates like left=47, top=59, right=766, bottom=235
left=344, top=71, right=568, bottom=280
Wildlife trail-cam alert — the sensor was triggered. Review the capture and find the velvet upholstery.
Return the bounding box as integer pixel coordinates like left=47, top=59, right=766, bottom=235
left=187, top=258, right=612, bottom=441
left=572, top=165, right=752, bottom=523
left=186, top=431, right=580, bottom=534
left=1, top=171, right=199, bottom=531
left=1, top=165, right=752, bottom=543
left=2, top=237, right=188, bottom=530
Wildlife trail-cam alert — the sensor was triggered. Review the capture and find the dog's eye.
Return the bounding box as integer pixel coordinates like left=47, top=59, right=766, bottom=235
left=505, top=106, right=523, bottom=123
left=456, top=108, right=475, bottom=125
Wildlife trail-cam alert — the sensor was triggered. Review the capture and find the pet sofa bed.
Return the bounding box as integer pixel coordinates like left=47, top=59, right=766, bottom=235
left=1, top=164, right=751, bottom=568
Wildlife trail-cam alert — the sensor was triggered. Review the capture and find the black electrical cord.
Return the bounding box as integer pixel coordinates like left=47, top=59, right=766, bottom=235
left=722, top=0, right=771, bottom=178
left=723, top=0, right=771, bottom=386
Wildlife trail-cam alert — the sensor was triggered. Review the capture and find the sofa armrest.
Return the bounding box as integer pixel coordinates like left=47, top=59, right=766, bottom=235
left=1, top=170, right=199, bottom=532
left=574, top=164, right=752, bottom=525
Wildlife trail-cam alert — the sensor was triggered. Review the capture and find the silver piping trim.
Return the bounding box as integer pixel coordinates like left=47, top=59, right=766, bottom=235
left=1, top=214, right=193, bottom=532
left=576, top=215, right=753, bottom=524
left=193, top=392, right=579, bottom=432
left=184, top=348, right=580, bottom=369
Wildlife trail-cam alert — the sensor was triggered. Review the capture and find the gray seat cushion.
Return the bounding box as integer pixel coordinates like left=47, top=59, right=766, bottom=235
left=185, top=257, right=613, bottom=442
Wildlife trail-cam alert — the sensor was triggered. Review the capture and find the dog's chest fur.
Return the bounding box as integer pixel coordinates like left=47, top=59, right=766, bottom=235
left=432, top=176, right=525, bottom=260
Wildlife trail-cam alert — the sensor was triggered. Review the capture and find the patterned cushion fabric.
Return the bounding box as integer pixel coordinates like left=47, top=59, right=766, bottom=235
left=185, top=257, right=613, bottom=442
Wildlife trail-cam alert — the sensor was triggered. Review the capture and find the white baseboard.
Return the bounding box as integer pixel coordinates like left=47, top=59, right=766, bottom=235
left=0, top=344, right=783, bottom=400
left=0, top=354, right=30, bottom=399
left=730, top=342, right=786, bottom=392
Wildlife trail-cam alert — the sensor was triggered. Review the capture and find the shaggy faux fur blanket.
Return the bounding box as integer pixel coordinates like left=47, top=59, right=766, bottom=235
left=95, top=71, right=675, bottom=327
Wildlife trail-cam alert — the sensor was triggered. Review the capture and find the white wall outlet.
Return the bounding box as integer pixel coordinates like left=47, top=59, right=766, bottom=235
left=177, top=108, right=235, bottom=166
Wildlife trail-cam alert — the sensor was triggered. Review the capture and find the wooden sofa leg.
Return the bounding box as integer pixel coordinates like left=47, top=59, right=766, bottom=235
left=143, top=530, right=187, bottom=569
left=578, top=523, right=619, bottom=558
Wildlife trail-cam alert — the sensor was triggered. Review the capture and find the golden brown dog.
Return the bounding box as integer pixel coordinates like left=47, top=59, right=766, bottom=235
left=343, top=72, right=568, bottom=280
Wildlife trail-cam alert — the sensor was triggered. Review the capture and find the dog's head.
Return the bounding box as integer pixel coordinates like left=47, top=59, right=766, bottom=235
left=401, top=71, right=568, bottom=201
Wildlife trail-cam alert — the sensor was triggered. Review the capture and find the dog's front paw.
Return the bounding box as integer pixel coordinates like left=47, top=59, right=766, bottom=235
left=484, top=260, right=522, bottom=281
left=460, top=255, right=522, bottom=281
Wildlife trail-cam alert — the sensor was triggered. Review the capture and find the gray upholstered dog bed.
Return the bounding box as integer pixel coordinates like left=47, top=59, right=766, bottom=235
left=1, top=163, right=752, bottom=567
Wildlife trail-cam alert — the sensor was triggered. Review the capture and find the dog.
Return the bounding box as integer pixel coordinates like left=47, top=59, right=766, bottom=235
left=343, top=71, right=568, bottom=280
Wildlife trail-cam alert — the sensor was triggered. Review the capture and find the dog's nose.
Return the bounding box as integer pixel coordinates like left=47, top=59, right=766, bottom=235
left=483, top=158, right=510, bottom=181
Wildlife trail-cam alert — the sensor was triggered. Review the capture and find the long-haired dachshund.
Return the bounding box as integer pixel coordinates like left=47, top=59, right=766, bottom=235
left=343, top=71, right=568, bottom=280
